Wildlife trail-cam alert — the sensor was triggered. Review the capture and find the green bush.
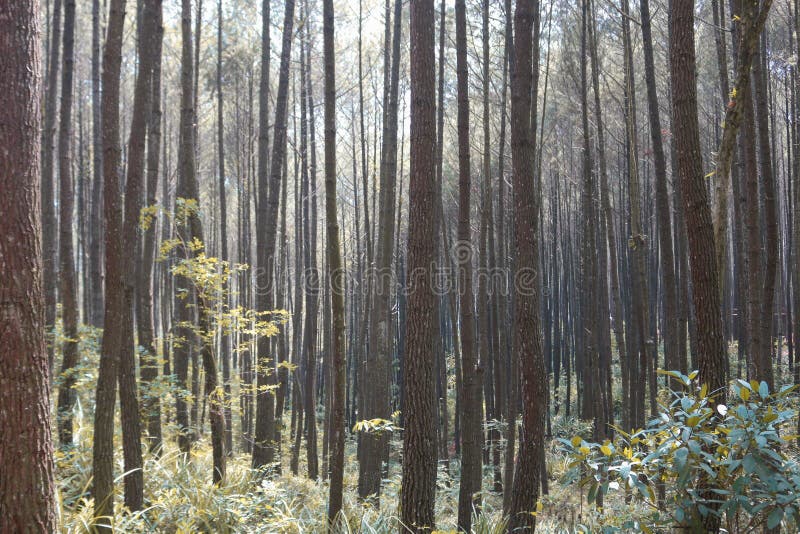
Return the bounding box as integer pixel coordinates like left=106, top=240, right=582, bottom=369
left=561, top=371, right=800, bottom=532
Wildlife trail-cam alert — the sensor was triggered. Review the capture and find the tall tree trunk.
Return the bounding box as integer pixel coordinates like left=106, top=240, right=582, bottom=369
left=621, top=0, right=653, bottom=426
left=641, top=0, right=678, bottom=376
left=300, top=24, right=320, bottom=480
left=119, top=0, right=162, bottom=510
left=217, top=0, right=233, bottom=455
left=359, top=0, right=402, bottom=504
left=89, top=0, right=104, bottom=328
left=670, top=3, right=729, bottom=529
left=322, top=0, right=347, bottom=522
left=455, top=0, right=482, bottom=529
left=41, top=0, right=61, bottom=374
left=753, top=37, right=777, bottom=388
left=175, top=0, right=226, bottom=483
left=670, top=2, right=726, bottom=428
left=588, top=0, right=626, bottom=430
left=92, top=0, right=127, bottom=524
left=253, top=0, right=294, bottom=470
left=0, top=2, right=58, bottom=528
left=579, top=0, right=599, bottom=438
left=507, top=0, right=547, bottom=530
left=138, top=0, right=164, bottom=454
left=56, top=0, right=79, bottom=448
left=401, top=0, right=438, bottom=530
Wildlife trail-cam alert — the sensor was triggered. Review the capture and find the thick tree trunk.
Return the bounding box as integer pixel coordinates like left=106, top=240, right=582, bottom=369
left=0, top=3, right=58, bottom=528
left=401, top=0, right=438, bottom=530
left=507, top=0, right=547, bottom=530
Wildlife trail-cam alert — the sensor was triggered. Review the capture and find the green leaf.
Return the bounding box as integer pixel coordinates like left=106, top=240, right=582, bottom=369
left=767, top=508, right=783, bottom=529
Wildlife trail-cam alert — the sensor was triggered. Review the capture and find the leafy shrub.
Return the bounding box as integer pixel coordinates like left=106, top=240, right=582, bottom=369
left=561, top=371, right=800, bottom=532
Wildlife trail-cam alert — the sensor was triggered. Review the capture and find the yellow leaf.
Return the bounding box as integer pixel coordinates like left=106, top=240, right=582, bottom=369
left=739, top=387, right=750, bottom=401
left=699, top=384, right=708, bottom=399
left=571, top=436, right=582, bottom=447
left=600, top=444, right=613, bottom=456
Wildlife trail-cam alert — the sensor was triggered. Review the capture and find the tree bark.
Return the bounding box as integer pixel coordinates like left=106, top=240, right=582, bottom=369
left=92, top=0, right=127, bottom=523
left=56, top=0, right=79, bottom=448
left=322, top=0, right=347, bottom=522
left=41, top=0, right=61, bottom=374
left=507, top=0, right=547, bottom=530
left=253, top=0, right=294, bottom=470
left=454, top=0, right=482, bottom=529
left=0, top=2, right=58, bottom=528
left=401, top=0, right=438, bottom=530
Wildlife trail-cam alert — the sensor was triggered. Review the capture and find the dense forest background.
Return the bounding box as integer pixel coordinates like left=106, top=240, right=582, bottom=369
left=3, top=0, right=800, bottom=531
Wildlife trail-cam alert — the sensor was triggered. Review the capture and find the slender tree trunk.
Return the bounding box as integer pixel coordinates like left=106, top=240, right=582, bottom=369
left=217, top=0, right=233, bottom=455
left=138, top=0, right=164, bottom=454
left=0, top=3, right=58, bottom=528
left=92, top=0, right=127, bottom=523
left=56, top=0, right=79, bottom=448
left=641, top=0, right=678, bottom=376
left=41, top=0, right=61, bottom=374
left=359, top=0, right=402, bottom=504
left=253, top=0, right=294, bottom=470
left=455, top=0, right=482, bottom=529
left=322, top=0, right=346, bottom=521
left=89, top=0, right=104, bottom=328
left=753, top=37, right=777, bottom=388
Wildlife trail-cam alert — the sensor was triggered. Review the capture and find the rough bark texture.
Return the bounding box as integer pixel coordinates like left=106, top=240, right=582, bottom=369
left=322, top=0, right=347, bottom=523
left=640, top=0, right=678, bottom=375
left=138, top=0, right=165, bottom=454
left=455, top=0, right=482, bottom=529
left=56, top=0, right=79, bottom=448
left=400, top=0, right=438, bottom=531
left=89, top=0, right=104, bottom=328
left=507, top=0, right=547, bottom=530
left=359, top=0, right=402, bottom=504
left=0, top=2, right=58, bottom=529
left=712, top=0, right=773, bottom=287
left=669, top=0, right=728, bottom=412
left=119, top=0, right=163, bottom=510
left=41, top=0, right=61, bottom=373
left=92, top=0, right=127, bottom=524
left=253, top=0, right=294, bottom=470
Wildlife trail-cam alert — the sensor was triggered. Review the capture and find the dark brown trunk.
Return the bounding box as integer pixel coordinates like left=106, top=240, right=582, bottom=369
left=359, top=0, right=402, bottom=504
left=254, top=0, right=294, bottom=471
left=92, top=0, right=127, bottom=523
left=322, top=0, right=346, bottom=522
left=0, top=3, right=58, bottom=528
left=455, top=0, right=482, bottom=529
left=641, top=0, right=678, bottom=376
left=41, top=0, right=61, bottom=374
left=56, top=0, right=79, bottom=448
left=507, top=0, right=546, bottom=530
left=138, top=0, right=164, bottom=454
left=400, top=0, right=438, bottom=530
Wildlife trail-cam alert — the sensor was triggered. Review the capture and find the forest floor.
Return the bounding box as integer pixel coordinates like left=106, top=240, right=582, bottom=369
left=56, top=419, right=631, bottom=533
